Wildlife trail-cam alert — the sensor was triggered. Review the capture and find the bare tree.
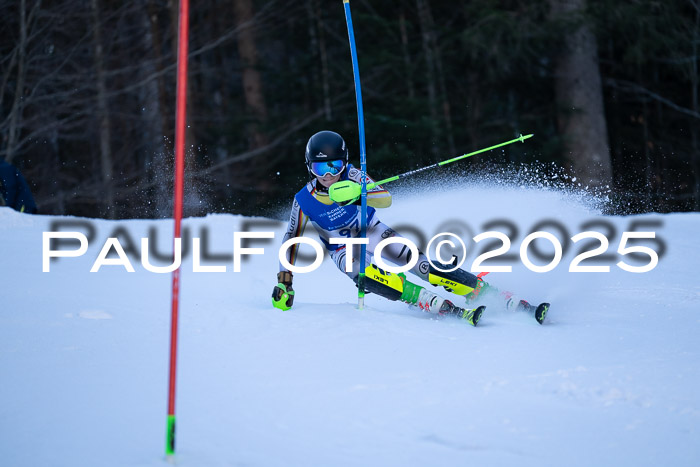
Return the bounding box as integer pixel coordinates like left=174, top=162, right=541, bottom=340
left=140, top=0, right=172, bottom=217
left=550, top=0, right=613, bottom=188
left=90, top=0, right=115, bottom=217
left=5, top=0, right=32, bottom=164
left=691, top=0, right=700, bottom=210
left=416, top=0, right=455, bottom=157
left=416, top=0, right=440, bottom=157
left=233, top=0, right=268, bottom=149
left=309, top=0, right=331, bottom=120
left=398, top=4, right=415, bottom=100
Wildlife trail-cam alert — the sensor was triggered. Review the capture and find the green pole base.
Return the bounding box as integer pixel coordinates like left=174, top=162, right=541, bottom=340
left=166, top=414, right=176, bottom=457
left=357, top=272, right=366, bottom=309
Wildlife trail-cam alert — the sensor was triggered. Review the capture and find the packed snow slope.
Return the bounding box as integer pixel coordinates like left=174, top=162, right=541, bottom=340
left=1, top=183, right=699, bottom=467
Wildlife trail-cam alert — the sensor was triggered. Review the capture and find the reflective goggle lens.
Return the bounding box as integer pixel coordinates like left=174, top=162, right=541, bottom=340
left=310, top=159, right=345, bottom=177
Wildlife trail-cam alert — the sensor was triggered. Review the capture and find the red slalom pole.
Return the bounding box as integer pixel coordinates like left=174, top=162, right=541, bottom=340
left=166, top=0, right=189, bottom=459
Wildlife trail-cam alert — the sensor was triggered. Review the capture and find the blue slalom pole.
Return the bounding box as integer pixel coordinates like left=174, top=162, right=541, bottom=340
left=343, top=0, right=368, bottom=309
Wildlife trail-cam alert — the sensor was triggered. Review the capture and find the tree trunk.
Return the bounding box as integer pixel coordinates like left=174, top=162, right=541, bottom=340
left=416, top=0, right=440, bottom=157
left=313, top=0, right=331, bottom=121
left=642, top=93, right=652, bottom=206
left=0, top=46, right=18, bottom=117
left=399, top=7, right=415, bottom=99
left=550, top=0, right=613, bottom=189
left=90, top=0, right=115, bottom=217
left=143, top=1, right=170, bottom=217
left=466, top=71, right=481, bottom=152
left=233, top=0, right=268, bottom=149
left=423, top=0, right=455, bottom=156
left=6, top=0, right=28, bottom=165
left=306, top=0, right=331, bottom=120
left=305, top=0, right=317, bottom=114
left=692, top=5, right=700, bottom=211
left=147, top=0, right=172, bottom=143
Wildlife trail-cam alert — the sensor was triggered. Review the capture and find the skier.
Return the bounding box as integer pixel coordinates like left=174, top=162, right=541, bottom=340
left=272, top=130, right=548, bottom=324
left=0, top=158, right=37, bottom=214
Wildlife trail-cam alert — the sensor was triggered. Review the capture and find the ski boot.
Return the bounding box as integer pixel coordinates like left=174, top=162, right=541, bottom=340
left=401, top=276, right=483, bottom=326
left=427, top=260, right=493, bottom=318
left=503, top=292, right=549, bottom=325
left=454, top=303, right=486, bottom=326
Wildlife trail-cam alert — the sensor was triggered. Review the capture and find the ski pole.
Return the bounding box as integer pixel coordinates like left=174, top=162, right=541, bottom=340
left=329, top=134, right=533, bottom=201
left=343, top=0, right=369, bottom=309
left=367, top=133, right=533, bottom=189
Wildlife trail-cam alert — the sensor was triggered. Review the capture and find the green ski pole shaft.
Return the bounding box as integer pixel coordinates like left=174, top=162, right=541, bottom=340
left=367, top=134, right=533, bottom=189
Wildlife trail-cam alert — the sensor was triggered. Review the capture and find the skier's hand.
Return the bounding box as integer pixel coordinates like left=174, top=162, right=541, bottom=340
left=329, top=180, right=361, bottom=206
left=272, top=271, right=294, bottom=310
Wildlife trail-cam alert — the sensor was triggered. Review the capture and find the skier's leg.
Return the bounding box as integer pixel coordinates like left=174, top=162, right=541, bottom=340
left=329, top=246, right=482, bottom=324
left=363, top=223, right=547, bottom=323
left=330, top=243, right=407, bottom=303
left=367, top=223, right=482, bottom=298
left=362, top=264, right=483, bottom=324
left=460, top=271, right=549, bottom=324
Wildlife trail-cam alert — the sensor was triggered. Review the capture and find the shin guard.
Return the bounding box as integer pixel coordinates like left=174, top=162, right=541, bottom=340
left=427, top=260, right=479, bottom=296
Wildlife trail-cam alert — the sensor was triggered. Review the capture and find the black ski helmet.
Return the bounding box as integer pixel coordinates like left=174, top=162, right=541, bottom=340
left=305, top=130, right=348, bottom=177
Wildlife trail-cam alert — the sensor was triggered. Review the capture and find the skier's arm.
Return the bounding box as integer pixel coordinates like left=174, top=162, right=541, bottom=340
left=273, top=199, right=308, bottom=310
left=278, top=198, right=309, bottom=273
left=347, top=167, right=391, bottom=208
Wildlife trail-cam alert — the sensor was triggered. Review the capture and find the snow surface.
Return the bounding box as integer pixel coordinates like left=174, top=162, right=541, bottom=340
left=1, top=185, right=699, bottom=467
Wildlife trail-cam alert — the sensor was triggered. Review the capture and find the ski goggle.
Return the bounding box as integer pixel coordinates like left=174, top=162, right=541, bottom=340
left=309, top=159, right=346, bottom=177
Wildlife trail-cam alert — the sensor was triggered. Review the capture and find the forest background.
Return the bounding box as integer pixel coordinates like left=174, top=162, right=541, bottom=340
left=2, top=0, right=699, bottom=219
